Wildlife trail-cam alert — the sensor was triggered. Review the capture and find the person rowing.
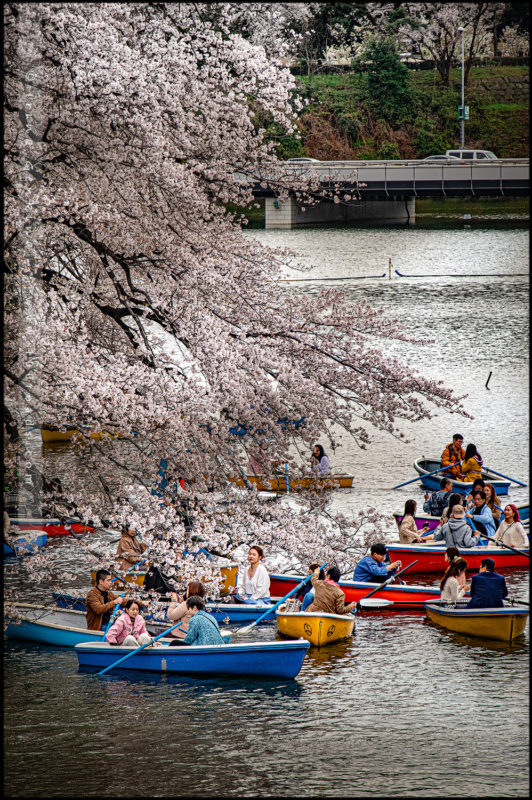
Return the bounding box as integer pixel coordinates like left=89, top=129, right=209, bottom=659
left=353, top=543, right=401, bottom=582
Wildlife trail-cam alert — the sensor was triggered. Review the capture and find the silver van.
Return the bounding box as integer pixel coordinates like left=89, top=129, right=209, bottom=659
left=445, top=149, right=498, bottom=160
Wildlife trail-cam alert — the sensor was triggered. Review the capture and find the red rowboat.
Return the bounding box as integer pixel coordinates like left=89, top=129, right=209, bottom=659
left=269, top=573, right=450, bottom=609
left=385, top=542, right=529, bottom=573
left=9, top=516, right=94, bottom=537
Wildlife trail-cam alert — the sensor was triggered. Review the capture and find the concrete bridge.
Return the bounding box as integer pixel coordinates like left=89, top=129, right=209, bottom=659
left=245, top=158, right=529, bottom=228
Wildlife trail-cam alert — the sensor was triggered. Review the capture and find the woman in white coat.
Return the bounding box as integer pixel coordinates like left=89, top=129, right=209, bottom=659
left=232, top=545, right=271, bottom=605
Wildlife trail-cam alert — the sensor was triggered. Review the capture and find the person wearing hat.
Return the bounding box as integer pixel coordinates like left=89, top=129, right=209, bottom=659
left=352, top=543, right=401, bottom=582
left=466, top=558, right=508, bottom=609
left=432, top=505, right=480, bottom=548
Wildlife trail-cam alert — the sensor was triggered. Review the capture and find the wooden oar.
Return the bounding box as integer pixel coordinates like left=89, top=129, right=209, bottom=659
left=483, top=466, right=527, bottom=487
left=355, top=561, right=418, bottom=612
left=232, top=562, right=328, bottom=637
left=392, top=463, right=460, bottom=490
left=97, top=621, right=185, bottom=676
left=480, top=533, right=530, bottom=559
left=104, top=593, right=124, bottom=635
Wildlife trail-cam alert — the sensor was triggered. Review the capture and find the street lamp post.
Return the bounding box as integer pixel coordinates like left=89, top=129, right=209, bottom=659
left=458, top=26, right=465, bottom=147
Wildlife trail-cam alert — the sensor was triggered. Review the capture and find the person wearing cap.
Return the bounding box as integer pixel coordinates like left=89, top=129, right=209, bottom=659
left=493, top=504, right=528, bottom=548
left=465, top=491, right=496, bottom=539
left=441, top=434, right=465, bottom=479
left=432, top=505, right=480, bottom=548
left=352, top=543, right=401, bottom=582
left=466, top=558, right=508, bottom=609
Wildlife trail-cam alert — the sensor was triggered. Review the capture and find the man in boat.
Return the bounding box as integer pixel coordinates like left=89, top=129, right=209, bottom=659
left=466, top=558, right=508, bottom=608
left=423, top=477, right=453, bottom=517
left=465, top=490, right=496, bottom=540
left=115, top=525, right=147, bottom=571
left=432, top=505, right=480, bottom=548
left=86, top=569, right=129, bottom=631
left=305, top=566, right=356, bottom=615
left=441, top=434, right=465, bottom=479
left=352, top=543, right=402, bottom=583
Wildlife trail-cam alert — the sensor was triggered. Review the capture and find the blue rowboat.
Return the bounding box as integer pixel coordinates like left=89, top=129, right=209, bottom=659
left=53, top=593, right=278, bottom=624
left=4, top=604, right=231, bottom=646
left=413, top=458, right=511, bottom=496
left=3, top=530, right=48, bottom=557
left=75, top=639, right=310, bottom=678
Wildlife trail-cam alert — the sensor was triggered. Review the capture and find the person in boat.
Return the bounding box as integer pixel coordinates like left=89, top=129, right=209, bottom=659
left=299, top=563, right=325, bottom=611
left=105, top=599, right=152, bottom=646
left=231, top=545, right=271, bottom=605
left=182, top=596, right=225, bottom=645
left=305, top=566, right=356, bottom=615
left=441, top=434, right=465, bottom=479
left=466, top=558, right=508, bottom=609
left=493, top=504, right=528, bottom=549
left=166, top=581, right=206, bottom=645
left=432, top=505, right=481, bottom=548
left=310, top=444, right=331, bottom=477
left=423, top=477, right=453, bottom=518
left=115, top=525, right=148, bottom=571
left=399, top=499, right=433, bottom=543
left=440, top=493, right=464, bottom=526
left=465, top=490, right=496, bottom=540
left=461, top=443, right=483, bottom=483
left=85, top=569, right=129, bottom=631
left=352, top=543, right=402, bottom=582
left=482, top=483, right=502, bottom=528
left=440, top=557, right=470, bottom=604
left=464, top=478, right=486, bottom=509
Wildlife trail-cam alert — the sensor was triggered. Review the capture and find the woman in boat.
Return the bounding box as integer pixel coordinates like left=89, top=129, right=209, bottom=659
left=440, top=493, right=463, bottom=525
left=465, top=478, right=486, bottom=510
left=482, top=483, right=502, bottom=528
left=166, top=580, right=206, bottom=645
left=310, top=444, right=331, bottom=476
left=115, top=525, right=147, bottom=571
left=440, top=557, right=470, bottom=604
left=232, top=545, right=271, bottom=604
left=398, top=500, right=432, bottom=543
left=493, top=505, right=528, bottom=549
left=105, top=599, right=152, bottom=646
left=461, top=443, right=483, bottom=483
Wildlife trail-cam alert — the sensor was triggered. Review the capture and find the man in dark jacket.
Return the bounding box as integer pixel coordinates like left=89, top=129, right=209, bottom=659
left=467, top=558, right=508, bottom=608
left=423, top=477, right=453, bottom=517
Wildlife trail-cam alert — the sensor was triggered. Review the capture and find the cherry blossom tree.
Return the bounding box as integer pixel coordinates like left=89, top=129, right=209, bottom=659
left=4, top=3, right=468, bottom=600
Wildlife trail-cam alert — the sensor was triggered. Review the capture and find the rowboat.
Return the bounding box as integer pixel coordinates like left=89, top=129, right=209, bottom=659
left=269, top=573, right=463, bottom=609
left=413, top=458, right=511, bottom=495
left=75, top=639, right=310, bottom=678
left=53, top=593, right=277, bottom=624
left=385, top=542, right=529, bottom=573
left=3, top=530, right=48, bottom=557
left=393, top=505, right=530, bottom=535
left=41, top=423, right=122, bottom=443
left=276, top=604, right=355, bottom=646
left=9, top=515, right=94, bottom=537
left=424, top=602, right=529, bottom=641
left=227, top=473, right=354, bottom=493
left=90, top=563, right=239, bottom=593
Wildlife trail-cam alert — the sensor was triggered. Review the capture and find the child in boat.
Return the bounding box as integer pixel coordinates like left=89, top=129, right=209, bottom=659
left=105, top=599, right=152, bottom=646
left=182, top=596, right=225, bottom=645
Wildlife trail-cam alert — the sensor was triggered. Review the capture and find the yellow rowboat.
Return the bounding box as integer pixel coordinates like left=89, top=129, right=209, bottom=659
left=41, top=424, right=122, bottom=443
left=424, top=603, right=529, bottom=642
left=276, top=604, right=355, bottom=647
left=91, top=563, right=239, bottom=593
left=228, top=473, right=354, bottom=493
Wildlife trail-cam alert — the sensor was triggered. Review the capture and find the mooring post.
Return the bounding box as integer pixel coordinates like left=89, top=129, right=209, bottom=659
left=485, top=371, right=492, bottom=390
left=388, top=257, right=392, bottom=280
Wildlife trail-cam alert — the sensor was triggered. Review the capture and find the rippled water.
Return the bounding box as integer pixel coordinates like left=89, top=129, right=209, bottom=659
left=4, top=219, right=529, bottom=797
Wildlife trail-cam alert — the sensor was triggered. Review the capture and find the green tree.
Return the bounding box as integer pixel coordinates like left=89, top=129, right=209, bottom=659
left=356, top=38, right=413, bottom=126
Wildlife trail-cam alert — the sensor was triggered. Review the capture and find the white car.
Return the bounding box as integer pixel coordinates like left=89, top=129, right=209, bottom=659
left=445, top=149, right=498, bottom=160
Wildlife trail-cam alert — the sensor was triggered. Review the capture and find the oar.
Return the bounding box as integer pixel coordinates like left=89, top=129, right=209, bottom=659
left=97, top=620, right=185, bottom=676
left=355, top=561, right=418, bottom=612
left=111, top=559, right=146, bottom=584
left=483, top=467, right=527, bottom=487
left=392, top=463, right=460, bottom=490
left=104, top=593, right=124, bottom=634
left=285, top=462, right=289, bottom=495
left=480, top=533, right=530, bottom=559
left=232, top=562, right=328, bottom=637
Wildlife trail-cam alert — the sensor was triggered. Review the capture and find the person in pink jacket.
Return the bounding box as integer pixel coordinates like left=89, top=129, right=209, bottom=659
left=105, top=599, right=152, bottom=646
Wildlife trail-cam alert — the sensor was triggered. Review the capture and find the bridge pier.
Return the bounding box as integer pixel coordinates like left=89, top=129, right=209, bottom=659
left=265, top=197, right=415, bottom=228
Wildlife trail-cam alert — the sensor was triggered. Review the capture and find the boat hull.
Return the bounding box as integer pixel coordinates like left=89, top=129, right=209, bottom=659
left=276, top=607, right=355, bottom=646
left=3, top=530, right=48, bottom=556
left=9, top=516, right=94, bottom=537
left=41, top=424, right=121, bottom=442
left=413, top=458, right=511, bottom=495
left=385, top=543, right=529, bottom=572
left=90, top=564, right=238, bottom=593
left=425, top=603, right=529, bottom=641
left=228, top=474, right=354, bottom=493
left=75, top=639, right=310, bottom=678
left=269, top=574, right=455, bottom=609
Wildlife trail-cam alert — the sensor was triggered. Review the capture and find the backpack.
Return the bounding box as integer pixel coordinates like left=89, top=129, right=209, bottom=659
left=429, top=489, right=449, bottom=518
left=142, top=565, right=175, bottom=595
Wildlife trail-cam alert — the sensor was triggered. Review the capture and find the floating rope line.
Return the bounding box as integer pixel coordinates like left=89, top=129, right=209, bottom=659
left=395, top=269, right=528, bottom=278
left=280, top=274, right=387, bottom=282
